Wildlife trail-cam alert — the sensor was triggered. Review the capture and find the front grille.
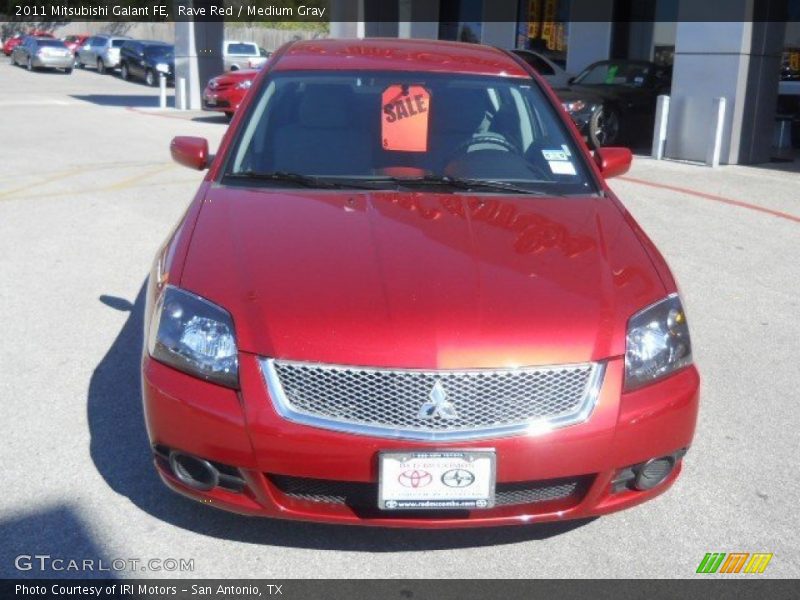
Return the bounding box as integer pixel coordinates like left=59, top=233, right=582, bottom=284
left=261, top=359, right=604, bottom=441
left=268, top=474, right=589, bottom=510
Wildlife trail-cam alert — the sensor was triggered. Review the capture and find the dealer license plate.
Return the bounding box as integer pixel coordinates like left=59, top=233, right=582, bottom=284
left=378, top=450, right=495, bottom=510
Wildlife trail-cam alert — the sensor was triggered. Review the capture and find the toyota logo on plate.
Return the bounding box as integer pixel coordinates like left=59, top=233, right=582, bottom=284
left=398, top=470, right=433, bottom=488
left=441, top=469, right=475, bottom=488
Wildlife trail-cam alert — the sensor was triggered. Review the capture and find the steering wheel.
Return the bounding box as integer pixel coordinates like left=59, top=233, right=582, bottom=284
left=448, top=133, right=521, bottom=162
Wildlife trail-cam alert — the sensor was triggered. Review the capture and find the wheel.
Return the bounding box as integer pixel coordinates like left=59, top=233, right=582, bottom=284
left=145, top=69, right=156, bottom=87
left=97, top=58, right=105, bottom=74
left=75, top=57, right=84, bottom=69
left=64, top=68, right=72, bottom=75
left=27, top=57, right=33, bottom=71
left=120, top=62, right=129, bottom=80
left=589, top=106, right=621, bottom=147
left=230, top=65, right=239, bottom=71
left=224, top=111, right=234, bottom=121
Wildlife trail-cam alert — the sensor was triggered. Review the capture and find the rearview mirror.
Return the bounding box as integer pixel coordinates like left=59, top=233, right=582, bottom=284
left=170, top=136, right=209, bottom=170
left=595, top=147, right=632, bottom=179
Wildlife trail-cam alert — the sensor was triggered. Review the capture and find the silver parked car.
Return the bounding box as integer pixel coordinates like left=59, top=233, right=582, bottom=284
left=223, top=40, right=267, bottom=71
left=511, top=49, right=572, bottom=89
left=12, top=37, right=73, bottom=73
left=75, top=35, right=131, bottom=73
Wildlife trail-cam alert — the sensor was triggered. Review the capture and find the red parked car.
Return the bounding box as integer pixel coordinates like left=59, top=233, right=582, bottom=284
left=202, top=68, right=259, bottom=120
left=146, top=39, right=699, bottom=528
left=3, top=31, right=53, bottom=56
left=62, top=34, right=89, bottom=55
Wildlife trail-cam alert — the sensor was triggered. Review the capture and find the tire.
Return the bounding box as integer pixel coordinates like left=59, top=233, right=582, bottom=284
left=64, top=68, right=72, bottom=75
left=224, top=111, right=234, bottom=121
left=145, top=69, right=155, bottom=87
left=589, top=106, right=621, bottom=147
left=120, top=62, right=129, bottom=80
left=27, top=57, right=33, bottom=72
left=75, top=57, right=84, bottom=69
left=97, top=58, right=105, bottom=74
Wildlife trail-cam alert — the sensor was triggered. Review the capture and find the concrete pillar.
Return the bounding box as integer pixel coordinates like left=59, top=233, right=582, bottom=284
left=480, top=2, right=517, bottom=48
left=665, top=0, right=786, bottom=164
left=566, top=0, right=613, bottom=73
left=398, top=0, right=439, bottom=40
left=330, top=0, right=362, bottom=38
left=174, top=17, right=223, bottom=111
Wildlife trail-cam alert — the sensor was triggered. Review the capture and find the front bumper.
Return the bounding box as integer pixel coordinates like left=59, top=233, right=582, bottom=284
left=202, top=90, right=244, bottom=113
left=142, top=352, right=700, bottom=528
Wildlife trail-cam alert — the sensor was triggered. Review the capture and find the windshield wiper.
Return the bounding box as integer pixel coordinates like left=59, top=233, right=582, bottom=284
left=393, top=175, right=552, bottom=195
left=226, top=171, right=383, bottom=190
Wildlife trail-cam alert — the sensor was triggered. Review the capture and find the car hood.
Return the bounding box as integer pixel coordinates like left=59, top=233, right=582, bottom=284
left=556, top=85, right=635, bottom=104
left=179, top=187, right=666, bottom=369
left=214, top=69, right=259, bottom=84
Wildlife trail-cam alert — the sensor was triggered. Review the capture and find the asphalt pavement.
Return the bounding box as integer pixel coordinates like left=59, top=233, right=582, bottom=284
left=1, top=59, right=798, bottom=579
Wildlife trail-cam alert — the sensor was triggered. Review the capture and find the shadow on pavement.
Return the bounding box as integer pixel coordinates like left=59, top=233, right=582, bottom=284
left=191, top=115, right=230, bottom=125
left=70, top=94, right=175, bottom=108
left=0, top=506, right=119, bottom=579
left=87, top=281, right=595, bottom=551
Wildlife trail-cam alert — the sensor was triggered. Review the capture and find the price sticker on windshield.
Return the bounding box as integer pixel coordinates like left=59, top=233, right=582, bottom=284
left=381, top=84, right=430, bottom=152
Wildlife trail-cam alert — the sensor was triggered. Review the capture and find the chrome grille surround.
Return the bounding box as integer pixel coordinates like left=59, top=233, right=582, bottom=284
left=260, top=359, right=606, bottom=441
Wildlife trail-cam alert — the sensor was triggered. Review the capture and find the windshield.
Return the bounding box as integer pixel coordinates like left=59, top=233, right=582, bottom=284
left=227, top=43, right=258, bottom=56
left=37, top=40, right=67, bottom=48
left=574, top=62, right=652, bottom=87
left=145, top=45, right=174, bottom=60
left=111, top=39, right=126, bottom=48
left=226, top=71, right=597, bottom=195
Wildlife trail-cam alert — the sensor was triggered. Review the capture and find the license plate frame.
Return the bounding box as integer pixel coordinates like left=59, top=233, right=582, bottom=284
left=378, top=450, right=496, bottom=510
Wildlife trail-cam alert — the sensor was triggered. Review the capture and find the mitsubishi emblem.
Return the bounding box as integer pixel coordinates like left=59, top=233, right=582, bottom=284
left=418, top=380, right=459, bottom=420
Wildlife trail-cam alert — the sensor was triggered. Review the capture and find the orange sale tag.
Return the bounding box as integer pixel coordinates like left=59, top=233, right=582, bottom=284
left=381, top=84, right=430, bottom=152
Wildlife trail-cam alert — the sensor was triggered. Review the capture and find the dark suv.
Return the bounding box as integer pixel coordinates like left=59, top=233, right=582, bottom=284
left=119, top=40, right=174, bottom=86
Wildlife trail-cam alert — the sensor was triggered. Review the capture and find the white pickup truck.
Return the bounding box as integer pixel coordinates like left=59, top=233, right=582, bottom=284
left=223, top=41, right=268, bottom=71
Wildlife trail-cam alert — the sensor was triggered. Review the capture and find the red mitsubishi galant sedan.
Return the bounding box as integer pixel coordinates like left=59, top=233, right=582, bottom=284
left=144, top=39, right=699, bottom=528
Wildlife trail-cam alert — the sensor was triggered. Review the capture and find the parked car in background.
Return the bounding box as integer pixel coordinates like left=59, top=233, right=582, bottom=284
left=11, top=37, right=73, bottom=73
left=4, top=31, right=53, bottom=56
left=557, top=59, right=672, bottom=147
left=120, top=41, right=174, bottom=86
left=223, top=40, right=267, bottom=71
left=152, top=38, right=699, bottom=528
left=75, top=35, right=131, bottom=73
left=511, top=49, right=572, bottom=88
left=202, top=67, right=260, bottom=119
left=62, top=34, right=89, bottom=56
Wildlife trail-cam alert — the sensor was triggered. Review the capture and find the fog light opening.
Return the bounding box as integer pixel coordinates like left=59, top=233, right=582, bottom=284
left=633, top=456, right=675, bottom=491
left=168, top=451, right=219, bottom=491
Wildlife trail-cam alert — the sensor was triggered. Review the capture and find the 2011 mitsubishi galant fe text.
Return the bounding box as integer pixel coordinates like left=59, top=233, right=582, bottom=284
left=143, top=39, right=700, bottom=528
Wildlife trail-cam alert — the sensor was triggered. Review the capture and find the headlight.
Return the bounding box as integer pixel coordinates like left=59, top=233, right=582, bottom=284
left=235, top=79, right=252, bottom=90
left=562, top=100, right=587, bottom=113
left=156, top=62, right=169, bottom=73
left=624, top=294, right=692, bottom=391
left=148, top=285, right=238, bottom=388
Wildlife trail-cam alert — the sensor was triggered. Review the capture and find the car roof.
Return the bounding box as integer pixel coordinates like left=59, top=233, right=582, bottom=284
left=272, top=38, right=530, bottom=78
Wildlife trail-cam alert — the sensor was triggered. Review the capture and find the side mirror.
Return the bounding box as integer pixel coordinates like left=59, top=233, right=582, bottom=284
left=170, top=136, right=209, bottom=170
left=595, top=147, right=632, bottom=179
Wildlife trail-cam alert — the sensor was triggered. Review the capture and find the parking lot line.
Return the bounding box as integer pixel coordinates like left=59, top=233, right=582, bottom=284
left=620, top=175, right=800, bottom=224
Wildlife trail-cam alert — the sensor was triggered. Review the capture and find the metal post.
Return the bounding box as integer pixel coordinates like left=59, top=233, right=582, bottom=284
left=177, top=78, right=187, bottom=111
left=651, top=95, right=670, bottom=160
left=159, top=74, right=167, bottom=109
left=705, top=97, right=726, bottom=167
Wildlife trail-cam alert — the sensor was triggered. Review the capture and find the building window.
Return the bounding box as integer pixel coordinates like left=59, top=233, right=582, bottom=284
left=516, top=0, right=569, bottom=65
left=439, top=0, right=484, bottom=43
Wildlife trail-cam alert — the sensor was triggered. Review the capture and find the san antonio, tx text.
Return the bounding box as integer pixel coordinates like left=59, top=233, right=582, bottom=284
left=16, top=583, right=283, bottom=596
